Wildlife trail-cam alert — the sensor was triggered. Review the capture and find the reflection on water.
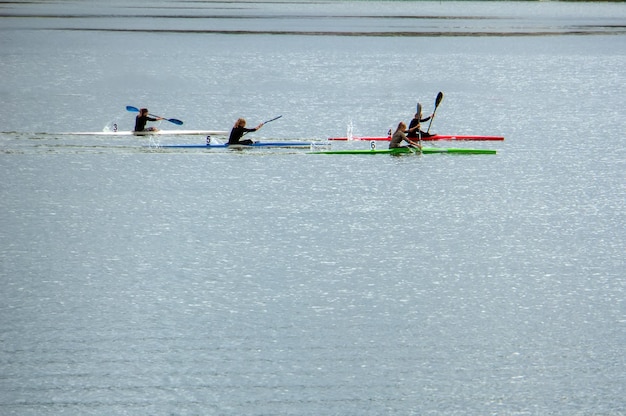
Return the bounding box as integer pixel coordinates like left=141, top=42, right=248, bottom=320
left=1, top=1, right=625, bottom=414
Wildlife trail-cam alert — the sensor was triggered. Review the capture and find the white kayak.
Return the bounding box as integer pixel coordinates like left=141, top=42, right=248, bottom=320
left=63, top=130, right=229, bottom=136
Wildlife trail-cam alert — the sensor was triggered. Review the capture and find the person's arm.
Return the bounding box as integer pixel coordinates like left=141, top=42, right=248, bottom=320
left=406, top=138, right=422, bottom=148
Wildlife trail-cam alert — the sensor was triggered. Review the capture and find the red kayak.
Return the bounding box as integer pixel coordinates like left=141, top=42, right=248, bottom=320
left=328, top=134, right=504, bottom=141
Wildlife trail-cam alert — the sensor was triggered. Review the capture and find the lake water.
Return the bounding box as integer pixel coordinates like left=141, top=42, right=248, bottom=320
left=1, top=1, right=625, bottom=415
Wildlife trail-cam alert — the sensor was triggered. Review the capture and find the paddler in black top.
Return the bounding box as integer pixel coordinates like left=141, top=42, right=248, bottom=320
left=389, top=121, right=421, bottom=149
left=134, top=108, right=163, bottom=132
left=406, top=103, right=434, bottom=139
left=228, top=118, right=264, bottom=145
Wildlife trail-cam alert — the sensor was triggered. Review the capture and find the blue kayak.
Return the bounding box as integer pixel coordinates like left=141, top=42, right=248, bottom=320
left=160, top=141, right=316, bottom=149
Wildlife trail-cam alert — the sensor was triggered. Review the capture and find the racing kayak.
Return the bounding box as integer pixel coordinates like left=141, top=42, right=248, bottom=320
left=310, top=147, right=496, bottom=155
left=328, top=134, right=504, bottom=141
left=65, top=129, right=229, bottom=136
left=159, top=141, right=319, bottom=149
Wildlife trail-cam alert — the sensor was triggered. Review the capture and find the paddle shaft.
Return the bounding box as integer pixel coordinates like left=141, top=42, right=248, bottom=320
left=263, top=115, right=282, bottom=124
left=242, top=115, right=282, bottom=136
left=126, top=106, right=183, bottom=125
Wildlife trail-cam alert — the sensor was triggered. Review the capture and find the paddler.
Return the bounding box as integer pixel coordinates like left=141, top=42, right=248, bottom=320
left=406, top=103, right=434, bottom=139
left=389, top=121, right=421, bottom=150
left=134, top=108, right=163, bottom=132
left=228, top=118, right=264, bottom=145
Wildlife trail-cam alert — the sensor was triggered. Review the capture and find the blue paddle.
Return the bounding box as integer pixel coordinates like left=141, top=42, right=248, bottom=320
left=126, top=106, right=183, bottom=125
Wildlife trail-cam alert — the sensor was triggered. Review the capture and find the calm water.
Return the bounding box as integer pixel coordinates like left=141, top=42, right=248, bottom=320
left=1, top=1, right=625, bottom=415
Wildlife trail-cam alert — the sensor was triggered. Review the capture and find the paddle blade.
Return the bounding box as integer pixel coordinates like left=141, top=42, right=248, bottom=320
left=426, top=92, right=443, bottom=134
left=167, top=118, right=184, bottom=126
left=434, top=91, right=444, bottom=108
left=126, top=105, right=140, bottom=112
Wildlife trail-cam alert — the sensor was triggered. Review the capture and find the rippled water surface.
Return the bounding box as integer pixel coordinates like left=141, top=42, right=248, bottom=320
left=1, top=1, right=625, bottom=415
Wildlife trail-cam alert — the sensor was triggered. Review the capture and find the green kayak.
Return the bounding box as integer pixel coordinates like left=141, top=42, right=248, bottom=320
left=309, top=147, right=496, bottom=155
